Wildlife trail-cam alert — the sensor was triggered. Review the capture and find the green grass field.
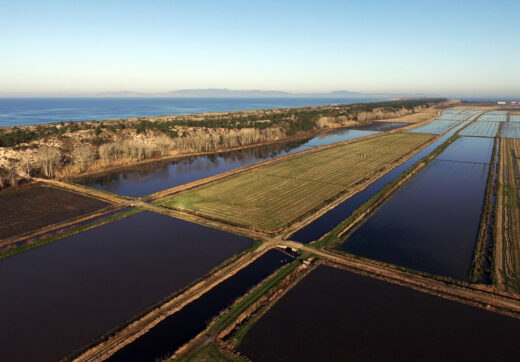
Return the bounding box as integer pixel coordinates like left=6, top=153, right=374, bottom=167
left=162, top=132, right=434, bottom=231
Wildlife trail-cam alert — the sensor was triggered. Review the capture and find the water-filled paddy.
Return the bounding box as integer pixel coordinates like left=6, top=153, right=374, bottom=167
left=75, top=123, right=408, bottom=197
left=0, top=211, right=252, bottom=361
left=407, top=119, right=457, bottom=134
left=502, top=123, right=520, bottom=139
left=459, top=121, right=499, bottom=138
left=340, top=158, right=490, bottom=280
left=477, top=111, right=508, bottom=122
left=436, top=136, right=494, bottom=164
left=108, top=249, right=294, bottom=362
left=238, top=265, right=520, bottom=362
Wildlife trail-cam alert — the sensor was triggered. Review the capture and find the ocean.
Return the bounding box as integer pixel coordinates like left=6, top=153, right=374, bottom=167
left=0, top=97, right=382, bottom=127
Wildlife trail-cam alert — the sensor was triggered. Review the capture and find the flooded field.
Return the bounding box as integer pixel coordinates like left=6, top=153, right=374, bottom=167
left=0, top=211, right=252, bottom=362
left=502, top=123, right=520, bottom=138
left=459, top=121, right=500, bottom=138
left=108, top=249, right=294, bottom=362
left=339, top=136, right=493, bottom=280
left=290, top=119, right=476, bottom=243
left=436, top=136, right=494, bottom=163
left=477, top=111, right=508, bottom=122
left=238, top=265, right=520, bottom=362
left=74, top=123, right=407, bottom=197
left=0, top=184, right=108, bottom=240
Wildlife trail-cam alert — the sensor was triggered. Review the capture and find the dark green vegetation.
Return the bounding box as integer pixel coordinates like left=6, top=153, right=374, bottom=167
left=0, top=99, right=445, bottom=148
left=131, top=99, right=444, bottom=137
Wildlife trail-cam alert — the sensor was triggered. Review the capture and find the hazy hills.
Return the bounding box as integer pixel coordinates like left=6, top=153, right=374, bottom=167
left=95, top=89, right=389, bottom=98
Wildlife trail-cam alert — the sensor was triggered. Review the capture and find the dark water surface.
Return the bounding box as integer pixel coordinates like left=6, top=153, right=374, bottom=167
left=339, top=135, right=493, bottom=280
left=238, top=266, right=520, bottom=362
left=76, top=123, right=407, bottom=197
left=0, top=97, right=381, bottom=127
left=108, top=249, right=294, bottom=362
left=290, top=119, right=473, bottom=243
left=0, top=211, right=252, bottom=362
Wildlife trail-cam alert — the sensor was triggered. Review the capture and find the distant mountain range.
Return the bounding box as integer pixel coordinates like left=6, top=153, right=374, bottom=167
left=95, top=88, right=405, bottom=99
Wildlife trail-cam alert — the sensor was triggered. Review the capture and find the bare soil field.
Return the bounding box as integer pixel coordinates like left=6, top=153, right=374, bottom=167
left=162, top=132, right=433, bottom=232
left=496, top=138, right=520, bottom=292
left=0, top=183, right=109, bottom=240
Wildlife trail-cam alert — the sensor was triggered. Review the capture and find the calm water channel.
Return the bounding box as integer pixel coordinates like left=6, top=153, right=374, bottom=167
left=76, top=123, right=407, bottom=197
left=108, top=249, right=294, bottom=362
left=339, top=136, right=493, bottom=280
left=0, top=211, right=252, bottom=362
left=238, top=266, right=520, bottom=362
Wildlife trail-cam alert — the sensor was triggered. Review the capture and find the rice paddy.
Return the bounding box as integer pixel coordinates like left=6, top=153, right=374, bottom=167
left=406, top=109, right=479, bottom=135
left=161, top=132, right=434, bottom=231
left=501, top=123, right=520, bottom=139
left=406, top=120, right=459, bottom=135
left=435, top=109, right=476, bottom=121
left=477, top=111, right=509, bottom=122
left=459, top=121, right=500, bottom=138
left=509, top=114, right=520, bottom=123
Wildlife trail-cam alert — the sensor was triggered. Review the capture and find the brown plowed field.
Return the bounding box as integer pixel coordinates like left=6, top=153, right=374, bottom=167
left=0, top=183, right=109, bottom=239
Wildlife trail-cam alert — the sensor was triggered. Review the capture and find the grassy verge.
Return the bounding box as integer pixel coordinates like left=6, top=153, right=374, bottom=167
left=469, top=126, right=500, bottom=282
left=0, top=207, right=142, bottom=260
left=178, top=343, right=246, bottom=362
left=209, top=260, right=300, bottom=335
left=178, top=258, right=304, bottom=361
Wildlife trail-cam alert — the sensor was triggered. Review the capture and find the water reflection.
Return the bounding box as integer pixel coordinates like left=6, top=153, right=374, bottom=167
left=76, top=123, right=407, bottom=197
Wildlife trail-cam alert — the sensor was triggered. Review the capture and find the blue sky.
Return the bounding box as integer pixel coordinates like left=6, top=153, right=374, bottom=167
left=1, top=0, right=519, bottom=97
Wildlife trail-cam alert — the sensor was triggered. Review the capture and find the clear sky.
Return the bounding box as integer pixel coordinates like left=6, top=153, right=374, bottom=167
left=1, top=0, right=519, bottom=97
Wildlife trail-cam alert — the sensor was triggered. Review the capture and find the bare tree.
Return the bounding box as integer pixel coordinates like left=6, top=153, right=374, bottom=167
left=39, top=146, right=61, bottom=178
left=0, top=166, right=6, bottom=188
left=22, top=156, right=33, bottom=178
left=156, top=136, right=172, bottom=156
left=98, top=143, right=114, bottom=164
left=7, top=159, right=17, bottom=187
left=72, top=145, right=94, bottom=172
